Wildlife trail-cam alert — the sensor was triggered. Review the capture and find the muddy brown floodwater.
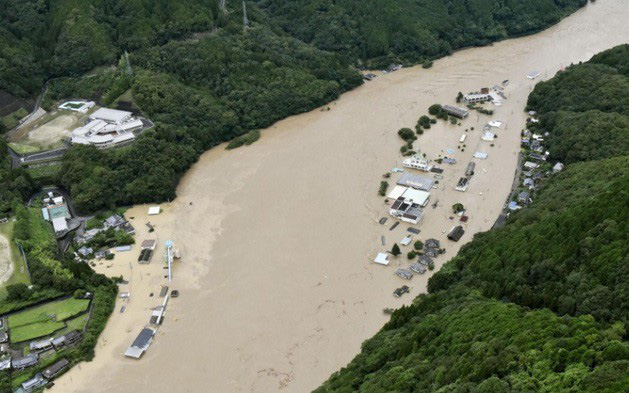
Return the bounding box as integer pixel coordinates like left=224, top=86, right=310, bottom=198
left=52, top=2, right=629, bottom=392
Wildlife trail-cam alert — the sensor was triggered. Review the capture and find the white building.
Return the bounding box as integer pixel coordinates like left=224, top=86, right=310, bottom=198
left=90, top=108, right=132, bottom=125
left=387, top=186, right=431, bottom=207
left=464, top=93, right=491, bottom=103
left=71, top=108, right=143, bottom=149
left=51, top=217, right=68, bottom=233
left=402, top=154, right=432, bottom=172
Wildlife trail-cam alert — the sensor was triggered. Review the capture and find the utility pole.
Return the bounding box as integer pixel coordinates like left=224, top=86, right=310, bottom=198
left=242, top=1, right=249, bottom=28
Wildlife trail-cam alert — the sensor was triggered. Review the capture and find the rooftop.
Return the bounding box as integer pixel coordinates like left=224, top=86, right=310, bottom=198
left=91, top=108, right=132, bottom=123
left=397, top=173, right=434, bottom=191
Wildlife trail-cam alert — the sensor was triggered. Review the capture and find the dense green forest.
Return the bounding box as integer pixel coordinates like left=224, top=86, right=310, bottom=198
left=0, top=139, right=36, bottom=218
left=254, top=0, right=587, bottom=67
left=1, top=0, right=588, bottom=213
left=316, top=45, right=629, bottom=392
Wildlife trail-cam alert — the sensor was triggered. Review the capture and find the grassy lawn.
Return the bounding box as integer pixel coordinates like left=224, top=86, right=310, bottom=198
left=9, top=298, right=90, bottom=327
left=8, top=298, right=90, bottom=342
left=7, top=142, right=40, bottom=155
left=61, top=312, right=88, bottom=333
left=9, top=320, right=66, bottom=343
left=1, top=108, right=28, bottom=130
left=0, top=221, right=30, bottom=299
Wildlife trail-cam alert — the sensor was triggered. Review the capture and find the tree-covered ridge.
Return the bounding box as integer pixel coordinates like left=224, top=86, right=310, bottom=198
left=0, top=0, right=221, bottom=97
left=317, top=291, right=629, bottom=393
left=0, top=140, right=36, bottom=218
left=317, top=44, right=629, bottom=392
left=527, top=44, right=629, bottom=163
left=429, top=157, right=629, bottom=322
left=254, top=0, right=587, bottom=67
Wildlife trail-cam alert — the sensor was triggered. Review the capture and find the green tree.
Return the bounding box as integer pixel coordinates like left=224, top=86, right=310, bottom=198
left=391, top=243, right=401, bottom=256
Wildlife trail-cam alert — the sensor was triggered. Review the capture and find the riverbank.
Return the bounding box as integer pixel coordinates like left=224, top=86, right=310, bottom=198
left=51, top=1, right=629, bottom=392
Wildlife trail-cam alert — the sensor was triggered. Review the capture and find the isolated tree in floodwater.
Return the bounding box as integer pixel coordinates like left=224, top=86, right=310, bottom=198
left=391, top=243, right=401, bottom=256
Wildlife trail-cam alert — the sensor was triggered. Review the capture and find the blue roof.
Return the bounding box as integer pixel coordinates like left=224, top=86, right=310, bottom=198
left=41, top=208, right=50, bottom=221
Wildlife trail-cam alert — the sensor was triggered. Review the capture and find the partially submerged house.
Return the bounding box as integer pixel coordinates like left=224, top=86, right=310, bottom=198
left=138, top=248, right=154, bottom=264
left=396, top=173, right=435, bottom=191
left=410, top=263, right=426, bottom=274
left=455, top=177, right=469, bottom=192
left=465, top=162, right=476, bottom=177
left=389, top=197, right=424, bottom=225
left=124, top=328, right=155, bottom=359
left=418, top=255, right=434, bottom=265
left=402, top=154, right=432, bottom=172
left=447, top=226, right=465, bottom=242
left=463, top=93, right=491, bottom=103
left=442, top=105, right=468, bottom=119
left=395, top=269, right=413, bottom=280
left=425, top=239, right=440, bottom=249
left=374, top=253, right=390, bottom=266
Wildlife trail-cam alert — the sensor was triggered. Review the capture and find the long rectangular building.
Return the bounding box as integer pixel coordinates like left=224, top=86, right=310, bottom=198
left=442, top=105, right=468, bottom=119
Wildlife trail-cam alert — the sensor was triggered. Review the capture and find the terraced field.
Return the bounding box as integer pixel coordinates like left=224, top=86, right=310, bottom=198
left=8, top=298, right=90, bottom=343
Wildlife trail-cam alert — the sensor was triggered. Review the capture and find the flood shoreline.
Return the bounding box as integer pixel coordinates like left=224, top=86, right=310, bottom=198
left=50, top=2, right=629, bottom=392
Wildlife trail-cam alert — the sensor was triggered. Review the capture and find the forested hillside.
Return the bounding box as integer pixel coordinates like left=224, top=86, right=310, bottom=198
left=0, top=140, right=36, bottom=218
left=316, top=45, right=629, bottom=392
left=1, top=0, right=587, bottom=213
left=254, top=0, right=587, bottom=67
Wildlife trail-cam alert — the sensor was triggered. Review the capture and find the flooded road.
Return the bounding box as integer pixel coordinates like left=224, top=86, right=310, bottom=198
left=52, top=2, right=629, bottom=392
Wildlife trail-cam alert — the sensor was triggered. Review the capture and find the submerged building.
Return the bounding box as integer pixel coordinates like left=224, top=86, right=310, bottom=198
left=124, top=328, right=155, bottom=359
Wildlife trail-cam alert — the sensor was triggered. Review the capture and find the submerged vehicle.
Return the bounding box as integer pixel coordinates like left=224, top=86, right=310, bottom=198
left=393, top=285, right=410, bottom=297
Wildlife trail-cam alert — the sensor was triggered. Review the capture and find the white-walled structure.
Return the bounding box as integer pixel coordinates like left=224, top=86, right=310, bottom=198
left=71, top=108, right=143, bottom=149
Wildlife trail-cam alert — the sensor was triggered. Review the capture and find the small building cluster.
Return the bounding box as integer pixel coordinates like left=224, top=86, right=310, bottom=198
left=508, top=112, right=563, bottom=212
left=75, top=214, right=134, bottom=248
left=463, top=86, right=506, bottom=106
left=41, top=192, right=70, bottom=235
left=71, top=108, right=143, bottom=149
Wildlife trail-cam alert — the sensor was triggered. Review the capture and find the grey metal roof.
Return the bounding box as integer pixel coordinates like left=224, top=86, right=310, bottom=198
left=410, top=263, right=426, bottom=274
left=125, top=328, right=155, bottom=358
left=396, top=173, right=435, bottom=191
left=418, top=255, right=434, bottom=265
left=395, top=269, right=413, bottom=279
left=424, top=238, right=440, bottom=248
left=43, top=359, right=69, bottom=379
left=12, top=353, right=37, bottom=369
left=448, top=226, right=465, bottom=241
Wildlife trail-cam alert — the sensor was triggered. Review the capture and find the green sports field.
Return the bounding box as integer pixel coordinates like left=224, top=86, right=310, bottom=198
left=8, top=297, right=89, bottom=343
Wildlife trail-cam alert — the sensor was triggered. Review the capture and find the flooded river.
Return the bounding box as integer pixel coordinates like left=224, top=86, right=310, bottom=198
left=52, top=1, right=629, bottom=392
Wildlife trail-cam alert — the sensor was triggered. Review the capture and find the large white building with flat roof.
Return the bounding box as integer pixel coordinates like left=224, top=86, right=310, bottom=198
left=90, top=108, right=132, bottom=124
left=71, top=107, right=143, bottom=149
